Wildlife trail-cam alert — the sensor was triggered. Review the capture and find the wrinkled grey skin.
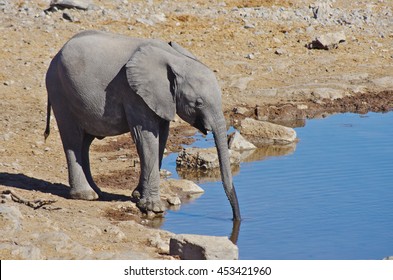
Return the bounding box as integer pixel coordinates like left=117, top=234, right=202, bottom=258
left=45, top=30, right=241, bottom=220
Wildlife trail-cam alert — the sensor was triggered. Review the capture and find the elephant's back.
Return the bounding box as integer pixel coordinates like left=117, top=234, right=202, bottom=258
left=59, top=31, right=142, bottom=84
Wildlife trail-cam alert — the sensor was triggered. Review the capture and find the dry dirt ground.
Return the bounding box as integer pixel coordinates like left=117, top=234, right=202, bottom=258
left=1, top=0, right=392, bottom=259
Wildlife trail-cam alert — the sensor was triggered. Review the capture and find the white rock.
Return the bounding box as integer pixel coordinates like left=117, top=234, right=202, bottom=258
left=167, top=196, right=181, bottom=206
left=228, top=131, right=256, bottom=151
left=50, top=0, right=92, bottom=10
left=162, top=179, right=204, bottom=195
left=239, top=118, right=297, bottom=145
left=309, top=31, right=346, bottom=50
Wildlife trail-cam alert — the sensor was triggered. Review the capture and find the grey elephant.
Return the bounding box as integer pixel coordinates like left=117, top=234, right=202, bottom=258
left=45, top=30, right=241, bottom=220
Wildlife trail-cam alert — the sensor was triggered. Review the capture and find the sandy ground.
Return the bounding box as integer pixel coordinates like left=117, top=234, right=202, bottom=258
left=1, top=0, right=392, bottom=259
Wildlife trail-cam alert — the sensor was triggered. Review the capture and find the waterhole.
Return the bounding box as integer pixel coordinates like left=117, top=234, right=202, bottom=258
left=161, top=112, right=393, bottom=260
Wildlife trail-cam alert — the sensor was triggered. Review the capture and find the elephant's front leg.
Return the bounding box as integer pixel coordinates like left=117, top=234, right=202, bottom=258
left=130, top=124, right=165, bottom=214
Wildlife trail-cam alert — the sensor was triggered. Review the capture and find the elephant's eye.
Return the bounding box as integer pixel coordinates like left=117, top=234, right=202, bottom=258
left=195, top=98, right=204, bottom=108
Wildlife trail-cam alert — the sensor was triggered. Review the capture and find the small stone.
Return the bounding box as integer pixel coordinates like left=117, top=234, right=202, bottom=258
left=244, top=22, right=255, bottom=29
left=228, top=131, right=256, bottom=151
left=167, top=196, right=181, bottom=206
left=275, top=48, right=286, bottom=55
left=160, top=169, right=172, bottom=178
left=100, top=157, right=108, bottom=162
left=246, top=53, right=255, bottom=59
left=233, top=106, right=249, bottom=115
left=136, top=17, right=155, bottom=26
left=3, top=80, right=14, bottom=86
left=62, top=12, right=73, bottom=21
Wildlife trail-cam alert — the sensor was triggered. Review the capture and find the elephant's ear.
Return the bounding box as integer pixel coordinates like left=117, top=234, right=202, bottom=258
left=169, top=41, right=198, bottom=60
left=126, top=45, right=183, bottom=121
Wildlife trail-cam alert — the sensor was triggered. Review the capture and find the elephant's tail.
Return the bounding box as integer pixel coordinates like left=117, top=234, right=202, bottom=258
left=44, top=97, right=51, bottom=141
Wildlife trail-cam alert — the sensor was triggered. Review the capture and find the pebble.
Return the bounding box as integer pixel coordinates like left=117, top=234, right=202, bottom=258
left=246, top=53, right=255, bottom=59
left=3, top=80, right=15, bottom=86
left=167, top=196, right=181, bottom=206
left=275, top=48, right=286, bottom=55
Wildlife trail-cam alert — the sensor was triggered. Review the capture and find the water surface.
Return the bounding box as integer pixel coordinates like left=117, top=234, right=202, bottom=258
left=161, top=112, right=393, bottom=260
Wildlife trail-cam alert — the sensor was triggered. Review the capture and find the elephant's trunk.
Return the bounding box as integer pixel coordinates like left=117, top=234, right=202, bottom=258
left=212, top=115, right=241, bottom=221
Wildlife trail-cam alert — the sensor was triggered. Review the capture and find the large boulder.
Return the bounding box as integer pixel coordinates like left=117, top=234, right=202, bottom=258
left=239, top=118, right=297, bottom=146
left=170, top=234, right=238, bottom=260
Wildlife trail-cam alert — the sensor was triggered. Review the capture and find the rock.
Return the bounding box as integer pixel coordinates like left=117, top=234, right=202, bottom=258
left=233, top=106, right=249, bottom=115
left=49, top=0, right=92, bottom=10
left=162, top=179, right=204, bottom=195
left=228, top=131, right=256, bottom=151
left=3, top=80, right=14, bottom=86
left=136, top=17, right=155, bottom=26
left=275, top=48, right=286, bottom=55
left=176, top=147, right=241, bottom=169
left=167, top=196, right=181, bottom=206
left=62, top=12, right=74, bottom=21
left=383, top=256, right=393, bottom=260
left=308, top=31, right=346, bottom=50
left=160, top=169, right=172, bottom=178
left=239, top=118, right=297, bottom=146
left=246, top=53, right=255, bottom=59
left=160, top=179, right=204, bottom=205
left=169, top=234, right=238, bottom=260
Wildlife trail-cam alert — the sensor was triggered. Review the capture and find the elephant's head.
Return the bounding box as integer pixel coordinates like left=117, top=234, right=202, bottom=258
left=126, top=42, right=241, bottom=220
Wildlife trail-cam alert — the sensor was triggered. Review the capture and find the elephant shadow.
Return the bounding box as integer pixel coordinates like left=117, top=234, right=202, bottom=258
left=0, top=172, right=130, bottom=202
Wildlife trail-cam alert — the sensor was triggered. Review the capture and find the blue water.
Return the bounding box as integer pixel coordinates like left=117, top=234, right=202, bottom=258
left=161, top=112, right=393, bottom=260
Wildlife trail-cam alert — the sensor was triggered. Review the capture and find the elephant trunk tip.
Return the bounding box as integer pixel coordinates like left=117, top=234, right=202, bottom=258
left=230, top=183, right=241, bottom=221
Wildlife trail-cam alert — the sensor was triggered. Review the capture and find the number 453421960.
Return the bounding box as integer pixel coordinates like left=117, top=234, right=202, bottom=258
left=216, top=267, right=272, bottom=276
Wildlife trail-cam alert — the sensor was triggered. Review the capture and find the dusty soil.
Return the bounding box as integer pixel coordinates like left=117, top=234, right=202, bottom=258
left=1, top=0, right=392, bottom=259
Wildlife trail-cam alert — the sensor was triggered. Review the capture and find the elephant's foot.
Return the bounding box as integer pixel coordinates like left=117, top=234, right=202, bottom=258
left=70, top=188, right=99, bottom=200
left=136, top=197, right=165, bottom=215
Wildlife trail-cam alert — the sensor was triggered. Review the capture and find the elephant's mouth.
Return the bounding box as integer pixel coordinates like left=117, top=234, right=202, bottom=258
left=193, top=117, right=208, bottom=135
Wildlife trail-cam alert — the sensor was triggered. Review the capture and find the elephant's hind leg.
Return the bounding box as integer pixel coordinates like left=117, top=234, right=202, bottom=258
left=53, top=106, right=99, bottom=200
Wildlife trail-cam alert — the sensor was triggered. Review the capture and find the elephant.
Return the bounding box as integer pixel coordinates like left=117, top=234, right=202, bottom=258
left=44, top=30, right=241, bottom=220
